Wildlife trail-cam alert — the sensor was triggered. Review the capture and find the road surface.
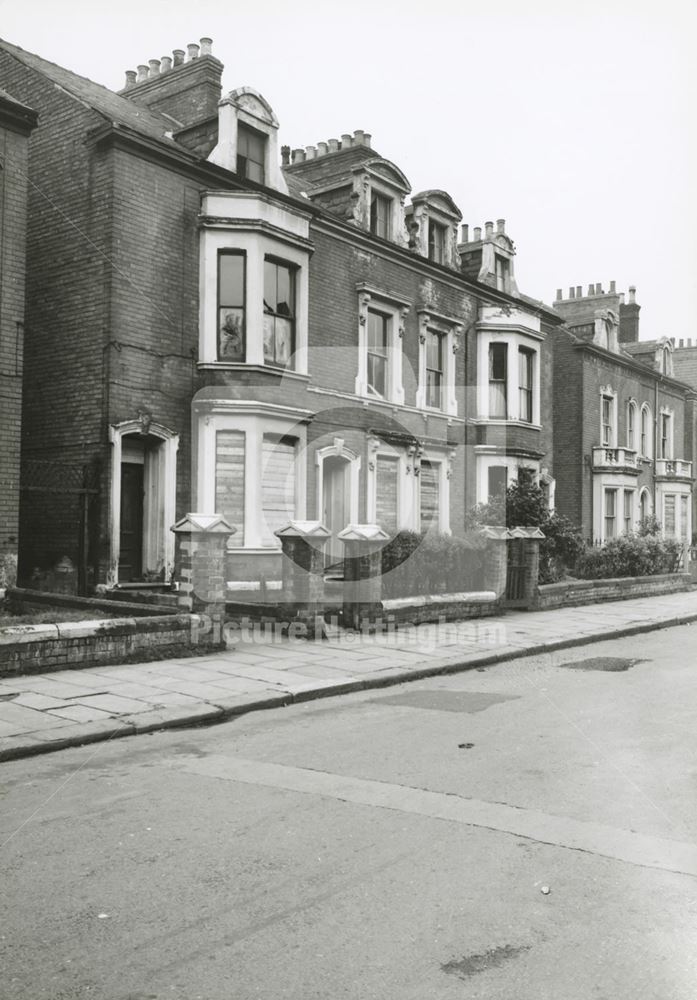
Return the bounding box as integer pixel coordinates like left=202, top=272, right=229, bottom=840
left=2, top=623, right=697, bottom=998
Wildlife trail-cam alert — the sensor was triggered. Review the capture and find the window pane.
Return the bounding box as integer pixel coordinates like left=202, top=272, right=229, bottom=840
left=426, top=371, right=442, bottom=408
left=216, top=431, right=245, bottom=546
left=264, top=259, right=277, bottom=312
left=274, top=317, right=292, bottom=367
left=426, top=331, right=442, bottom=370
left=219, top=254, right=244, bottom=306
left=276, top=265, right=292, bottom=316
left=489, top=343, right=507, bottom=381
left=368, top=311, right=388, bottom=352
left=488, top=466, right=507, bottom=500
left=664, top=496, right=676, bottom=535
left=218, top=308, right=245, bottom=361
left=368, top=353, right=386, bottom=396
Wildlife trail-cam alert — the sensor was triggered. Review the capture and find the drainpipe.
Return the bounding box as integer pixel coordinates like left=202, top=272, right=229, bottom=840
left=654, top=377, right=659, bottom=531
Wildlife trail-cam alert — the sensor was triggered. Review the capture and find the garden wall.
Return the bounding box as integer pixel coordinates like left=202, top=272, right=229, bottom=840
left=536, top=573, right=694, bottom=611
left=0, top=613, right=219, bottom=678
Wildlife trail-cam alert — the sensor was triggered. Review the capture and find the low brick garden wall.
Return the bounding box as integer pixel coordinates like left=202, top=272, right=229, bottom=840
left=0, top=614, right=220, bottom=678
left=536, top=572, right=694, bottom=611
left=380, top=592, right=499, bottom=627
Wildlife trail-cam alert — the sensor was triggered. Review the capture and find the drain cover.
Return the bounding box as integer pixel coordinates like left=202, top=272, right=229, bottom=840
left=559, top=656, right=642, bottom=672
left=373, top=690, right=518, bottom=713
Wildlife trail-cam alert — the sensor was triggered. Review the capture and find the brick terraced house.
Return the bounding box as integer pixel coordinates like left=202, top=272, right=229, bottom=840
left=552, top=283, right=695, bottom=547
left=0, top=88, right=36, bottom=569
left=0, top=35, right=561, bottom=593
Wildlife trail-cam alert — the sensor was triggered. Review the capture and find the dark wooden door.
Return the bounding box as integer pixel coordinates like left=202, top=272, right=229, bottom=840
left=119, top=463, right=144, bottom=582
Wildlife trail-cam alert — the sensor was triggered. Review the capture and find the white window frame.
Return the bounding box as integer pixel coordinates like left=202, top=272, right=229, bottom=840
left=655, top=483, right=691, bottom=542
left=415, top=309, right=460, bottom=416
left=416, top=447, right=454, bottom=534
left=599, top=385, right=618, bottom=448
left=476, top=329, right=541, bottom=424
left=199, top=193, right=311, bottom=373
left=355, top=285, right=408, bottom=405
left=474, top=452, right=540, bottom=506
left=367, top=177, right=403, bottom=244
left=626, top=398, right=638, bottom=452
left=640, top=402, right=653, bottom=459
left=658, top=407, right=674, bottom=460
left=639, top=486, right=652, bottom=522
left=592, top=472, right=637, bottom=543
left=195, top=402, right=309, bottom=551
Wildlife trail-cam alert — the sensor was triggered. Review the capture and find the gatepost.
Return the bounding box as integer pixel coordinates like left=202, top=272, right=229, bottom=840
left=479, top=525, right=509, bottom=600
left=510, top=526, right=545, bottom=609
left=171, top=513, right=235, bottom=649
left=275, top=520, right=331, bottom=638
left=338, top=523, right=390, bottom=631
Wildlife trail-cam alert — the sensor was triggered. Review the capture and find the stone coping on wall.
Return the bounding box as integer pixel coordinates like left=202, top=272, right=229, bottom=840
left=536, top=573, right=694, bottom=610
left=382, top=592, right=497, bottom=611
left=0, top=613, right=213, bottom=678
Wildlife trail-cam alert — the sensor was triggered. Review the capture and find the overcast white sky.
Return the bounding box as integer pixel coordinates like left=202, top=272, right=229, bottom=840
left=2, top=0, right=695, bottom=341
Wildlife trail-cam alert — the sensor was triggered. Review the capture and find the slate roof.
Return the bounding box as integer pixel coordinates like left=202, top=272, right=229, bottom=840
left=0, top=37, right=183, bottom=145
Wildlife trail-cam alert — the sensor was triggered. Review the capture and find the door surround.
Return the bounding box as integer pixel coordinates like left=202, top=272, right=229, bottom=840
left=315, top=438, right=361, bottom=530
left=108, top=419, right=179, bottom=586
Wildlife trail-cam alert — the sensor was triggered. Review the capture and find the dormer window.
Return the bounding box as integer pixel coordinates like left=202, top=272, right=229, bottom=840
left=236, top=122, right=266, bottom=183
left=495, top=254, right=510, bottom=292
left=661, top=347, right=672, bottom=375
left=370, top=192, right=392, bottom=239
left=428, top=220, right=446, bottom=264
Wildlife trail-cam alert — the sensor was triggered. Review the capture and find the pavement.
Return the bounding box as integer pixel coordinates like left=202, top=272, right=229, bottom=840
left=0, top=589, right=695, bottom=763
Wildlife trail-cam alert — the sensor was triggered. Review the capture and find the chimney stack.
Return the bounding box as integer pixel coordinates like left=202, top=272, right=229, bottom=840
left=619, top=285, right=640, bottom=344
left=317, top=141, right=328, bottom=157
left=576, top=285, right=582, bottom=298
left=328, top=138, right=340, bottom=153
left=292, top=148, right=306, bottom=163
left=609, top=279, right=616, bottom=293
left=281, top=145, right=290, bottom=166
left=341, top=133, right=353, bottom=148
left=556, top=288, right=562, bottom=300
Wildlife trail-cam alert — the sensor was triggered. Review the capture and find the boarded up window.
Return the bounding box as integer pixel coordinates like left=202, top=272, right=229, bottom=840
left=664, top=495, right=676, bottom=536
left=376, top=456, right=399, bottom=533
left=216, top=431, right=245, bottom=546
left=262, top=435, right=297, bottom=544
left=420, top=461, right=440, bottom=532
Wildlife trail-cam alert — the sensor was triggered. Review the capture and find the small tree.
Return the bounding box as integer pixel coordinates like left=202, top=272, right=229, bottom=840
left=465, top=477, right=583, bottom=583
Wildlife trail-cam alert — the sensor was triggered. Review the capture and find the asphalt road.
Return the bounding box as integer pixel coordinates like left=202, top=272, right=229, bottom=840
left=2, top=623, right=697, bottom=999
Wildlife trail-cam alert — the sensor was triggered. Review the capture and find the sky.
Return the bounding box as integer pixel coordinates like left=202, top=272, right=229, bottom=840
left=2, top=0, right=695, bottom=341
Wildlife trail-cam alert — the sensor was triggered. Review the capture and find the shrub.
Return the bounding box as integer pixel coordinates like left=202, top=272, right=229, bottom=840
left=575, top=534, right=683, bottom=580
left=539, top=514, right=585, bottom=584
left=380, top=531, right=485, bottom=598
left=0, top=553, right=17, bottom=589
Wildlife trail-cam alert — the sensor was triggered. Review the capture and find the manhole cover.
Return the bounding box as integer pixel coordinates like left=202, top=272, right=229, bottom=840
left=373, top=690, right=518, bottom=713
left=559, top=656, right=643, bottom=672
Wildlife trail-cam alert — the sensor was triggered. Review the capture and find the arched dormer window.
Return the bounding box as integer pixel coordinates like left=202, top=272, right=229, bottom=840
left=661, top=346, right=673, bottom=376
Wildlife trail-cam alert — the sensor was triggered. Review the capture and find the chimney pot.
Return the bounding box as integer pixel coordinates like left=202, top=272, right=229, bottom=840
left=328, top=138, right=340, bottom=153
left=576, top=286, right=582, bottom=298
left=628, top=285, right=636, bottom=304
left=596, top=282, right=603, bottom=294
left=484, top=221, right=494, bottom=238
left=568, top=287, right=574, bottom=298
left=341, top=133, right=353, bottom=148
left=187, top=43, right=200, bottom=60
left=292, top=148, right=305, bottom=163
left=137, top=64, right=149, bottom=82
left=305, top=145, right=317, bottom=159
left=556, top=288, right=562, bottom=300
left=473, top=226, right=482, bottom=241
left=124, top=70, right=137, bottom=88
left=281, top=145, right=290, bottom=166
left=173, top=49, right=185, bottom=67
left=609, top=280, right=616, bottom=293
left=148, top=59, right=161, bottom=76
left=588, top=284, right=595, bottom=295
left=363, top=132, right=372, bottom=148
left=160, top=56, right=172, bottom=73
left=317, top=141, right=328, bottom=157
left=496, top=218, right=505, bottom=234
left=353, top=129, right=365, bottom=145
left=199, top=37, right=213, bottom=56
left=461, top=224, right=469, bottom=243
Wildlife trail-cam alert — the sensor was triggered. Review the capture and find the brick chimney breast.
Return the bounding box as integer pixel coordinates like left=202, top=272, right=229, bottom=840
left=119, top=38, right=224, bottom=130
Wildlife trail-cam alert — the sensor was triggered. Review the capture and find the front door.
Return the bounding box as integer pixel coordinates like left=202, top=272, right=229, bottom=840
left=119, top=462, right=144, bottom=582
left=322, top=456, right=350, bottom=565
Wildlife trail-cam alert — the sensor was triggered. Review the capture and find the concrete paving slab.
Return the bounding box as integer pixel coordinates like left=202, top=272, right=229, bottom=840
left=46, top=705, right=114, bottom=723
left=11, top=692, right=73, bottom=711
left=74, top=694, right=156, bottom=715
left=0, top=703, right=72, bottom=735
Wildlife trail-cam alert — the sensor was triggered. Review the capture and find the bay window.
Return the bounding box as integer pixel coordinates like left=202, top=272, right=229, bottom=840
left=604, top=488, right=617, bottom=539
left=623, top=489, right=634, bottom=534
